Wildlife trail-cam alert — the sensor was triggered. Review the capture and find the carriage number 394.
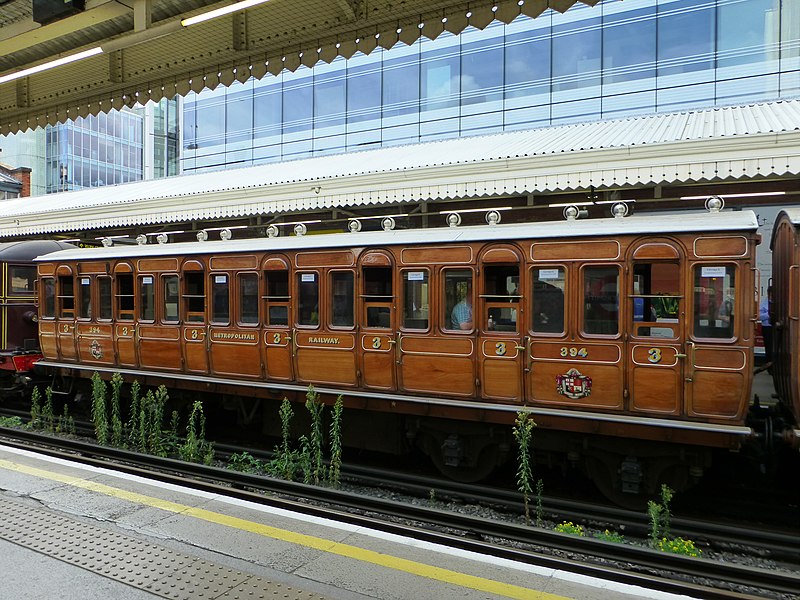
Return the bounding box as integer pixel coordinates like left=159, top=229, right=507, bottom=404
left=560, top=346, right=588, bottom=358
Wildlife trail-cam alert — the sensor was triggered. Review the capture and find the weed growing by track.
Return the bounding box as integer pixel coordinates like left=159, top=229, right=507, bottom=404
left=513, top=410, right=537, bottom=525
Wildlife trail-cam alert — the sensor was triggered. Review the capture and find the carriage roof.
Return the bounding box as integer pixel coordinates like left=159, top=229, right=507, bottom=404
left=35, top=209, right=759, bottom=263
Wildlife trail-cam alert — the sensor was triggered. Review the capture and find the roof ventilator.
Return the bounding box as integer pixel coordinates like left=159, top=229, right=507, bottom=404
left=611, top=203, right=629, bottom=218
left=220, top=228, right=232, bottom=241
left=196, top=230, right=208, bottom=242
left=485, top=210, right=502, bottom=226
left=101, top=238, right=113, bottom=247
left=294, top=223, right=307, bottom=236
left=382, top=217, right=396, bottom=231
left=266, top=224, right=279, bottom=238
left=136, top=234, right=147, bottom=245
left=706, top=195, right=724, bottom=213
left=348, top=219, right=362, bottom=233
left=563, top=205, right=587, bottom=221
left=446, top=213, right=461, bottom=228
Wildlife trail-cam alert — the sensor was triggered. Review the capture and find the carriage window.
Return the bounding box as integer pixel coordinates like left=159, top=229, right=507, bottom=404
left=632, top=263, right=680, bottom=338
left=693, top=265, right=736, bottom=339
left=78, top=277, right=92, bottom=319
left=239, top=273, right=259, bottom=325
left=139, top=275, right=155, bottom=321
left=583, top=266, right=619, bottom=335
left=444, top=269, right=473, bottom=331
left=98, top=276, right=112, bottom=320
left=363, top=266, right=392, bottom=328
left=265, top=270, right=289, bottom=326
left=297, top=272, right=319, bottom=326
left=58, top=275, right=74, bottom=318
left=163, top=275, right=179, bottom=322
left=116, top=273, right=134, bottom=321
left=532, top=267, right=565, bottom=334
left=42, top=278, right=55, bottom=318
left=212, top=274, right=230, bottom=324
left=10, top=266, right=36, bottom=295
left=484, top=265, right=518, bottom=332
left=184, top=272, right=205, bottom=322
left=331, top=271, right=354, bottom=327
left=402, top=270, right=429, bottom=330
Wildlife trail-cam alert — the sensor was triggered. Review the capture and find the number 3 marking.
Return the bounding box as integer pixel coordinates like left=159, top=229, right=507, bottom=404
left=372, top=337, right=381, bottom=349
left=273, top=332, right=281, bottom=344
left=495, top=342, right=507, bottom=356
left=648, top=348, right=662, bottom=363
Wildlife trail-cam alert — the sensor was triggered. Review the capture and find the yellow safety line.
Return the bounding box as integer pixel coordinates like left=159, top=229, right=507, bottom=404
left=0, top=458, right=569, bottom=600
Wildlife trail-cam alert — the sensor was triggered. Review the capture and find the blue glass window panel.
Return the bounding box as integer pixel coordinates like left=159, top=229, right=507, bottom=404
left=717, top=0, right=778, bottom=70
left=460, top=25, right=504, bottom=115
left=381, top=123, right=419, bottom=145
left=224, top=148, right=252, bottom=167
left=253, top=79, right=282, bottom=145
left=552, top=6, right=601, bottom=94
left=421, top=33, right=460, bottom=113
left=383, top=42, right=420, bottom=119
left=347, top=52, right=382, bottom=126
left=282, top=139, right=312, bottom=160
left=551, top=97, right=601, bottom=124
left=282, top=68, right=314, bottom=136
left=460, top=112, right=503, bottom=136
left=194, top=94, right=226, bottom=149
left=602, top=2, right=656, bottom=86
left=656, top=82, right=716, bottom=113
left=313, top=133, right=346, bottom=155
left=225, top=84, right=254, bottom=145
left=780, top=69, right=800, bottom=97
left=419, top=115, right=459, bottom=139
left=252, top=143, right=282, bottom=164
left=715, top=73, right=779, bottom=104
left=601, top=90, right=656, bottom=119
left=505, top=15, right=551, bottom=105
left=503, top=104, right=551, bottom=130
left=314, top=57, right=347, bottom=133
left=657, top=0, right=714, bottom=78
left=347, top=129, right=381, bottom=151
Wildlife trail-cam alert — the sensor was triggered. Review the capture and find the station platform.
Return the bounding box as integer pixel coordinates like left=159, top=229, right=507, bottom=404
left=0, top=444, right=692, bottom=600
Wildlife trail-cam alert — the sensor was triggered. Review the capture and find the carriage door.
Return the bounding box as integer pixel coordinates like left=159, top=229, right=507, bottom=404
left=626, top=242, right=685, bottom=416
left=360, top=251, right=396, bottom=391
left=261, top=256, right=293, bottom=381
left=478, top=248, right=524, bottom=401
left=180, top=260, right=209, bottom=374
left=113, top=263, right=138, bottom=367
left=54, top=266, right=78, bottom=361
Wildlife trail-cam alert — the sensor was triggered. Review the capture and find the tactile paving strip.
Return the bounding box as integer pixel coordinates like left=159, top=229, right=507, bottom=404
left=0, top=496, right=327, bottom=599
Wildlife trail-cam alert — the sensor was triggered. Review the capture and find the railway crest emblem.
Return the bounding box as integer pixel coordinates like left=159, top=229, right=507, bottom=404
left=90, top=340, right=103, bottom=360
left=556, top=368, right=592, bottom=399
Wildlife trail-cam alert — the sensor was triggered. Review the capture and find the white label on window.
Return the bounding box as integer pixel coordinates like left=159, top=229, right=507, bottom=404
left=81, top=278, right=90, bottom=285
left=701, top=266, right=726, bottom=278
left=539, top=269, right=560, bottom=280
left=407, top=271, right=425, bottom=281
left=142, top=276, right=153, bottom=284
left=301, top=273, right=315, bottom=282
left=214, top=275, right=226, bottom=283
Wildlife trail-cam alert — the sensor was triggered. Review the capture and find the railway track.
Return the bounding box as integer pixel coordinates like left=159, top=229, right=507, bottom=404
left=1, top=426, right=798, bottom=599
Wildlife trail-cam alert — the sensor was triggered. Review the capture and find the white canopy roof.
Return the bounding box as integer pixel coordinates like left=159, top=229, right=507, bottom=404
left=2, top=99, right=799, bottom=238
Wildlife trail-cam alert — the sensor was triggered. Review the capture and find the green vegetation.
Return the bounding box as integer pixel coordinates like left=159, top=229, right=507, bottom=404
left=594, top=529, right=626, bottom=543
left=91, top=372, right=109, bottom=445
left=554, top=521, right=584, bottom=536
left=513, top=410, right=537, bottom=525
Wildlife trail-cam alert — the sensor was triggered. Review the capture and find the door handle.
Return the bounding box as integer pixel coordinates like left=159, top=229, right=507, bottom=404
left=675, top=353, right=687, bottom=358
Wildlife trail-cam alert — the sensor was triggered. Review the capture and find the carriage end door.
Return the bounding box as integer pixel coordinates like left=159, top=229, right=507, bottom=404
left=626, top=242, right=685, bottom=416
left=359, top=252, right=396, bottom=391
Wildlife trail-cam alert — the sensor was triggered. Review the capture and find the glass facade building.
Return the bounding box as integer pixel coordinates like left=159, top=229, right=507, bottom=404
left=182, top=0, right=800, bottom=175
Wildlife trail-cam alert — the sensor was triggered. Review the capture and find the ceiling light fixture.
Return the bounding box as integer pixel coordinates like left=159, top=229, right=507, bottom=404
left=680, top=191, right=786, bottom=200
left=0, top=47, right=103, bottom=85
left=181, top=0, right=273, bottom=27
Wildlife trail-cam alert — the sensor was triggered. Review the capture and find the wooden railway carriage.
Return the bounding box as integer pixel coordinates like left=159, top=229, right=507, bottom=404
left=0, top=240, right=74, bottom=395
left=35, top=208, right=760, bottom=502
left=769, top=210, right=800, bottom=447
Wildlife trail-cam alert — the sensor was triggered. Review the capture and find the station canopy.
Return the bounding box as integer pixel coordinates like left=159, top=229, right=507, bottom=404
left=0, top=99, right=798, bottom=239
left=0, top=0, right=598, bottom=135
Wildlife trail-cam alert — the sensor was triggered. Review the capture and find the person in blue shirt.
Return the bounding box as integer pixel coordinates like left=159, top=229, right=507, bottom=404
left=451, top=281, right=473, bottom=330
left=759, top=286, right=773, bottom=372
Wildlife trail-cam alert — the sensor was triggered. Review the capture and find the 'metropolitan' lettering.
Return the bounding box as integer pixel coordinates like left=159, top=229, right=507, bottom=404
left=213, top=332, right=257, bottom=341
